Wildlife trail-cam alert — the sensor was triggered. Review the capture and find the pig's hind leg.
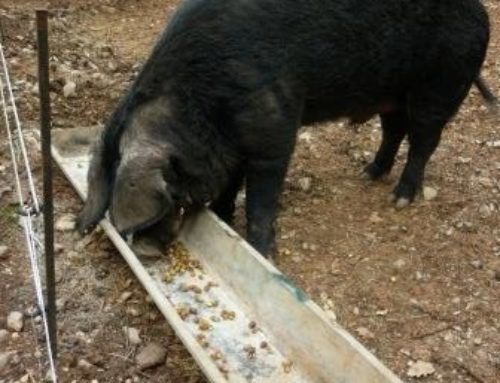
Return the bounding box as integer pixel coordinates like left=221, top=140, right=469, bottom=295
left=364, top=109, right=408, bottom=180
left=390, top=78, right=474, bottom=208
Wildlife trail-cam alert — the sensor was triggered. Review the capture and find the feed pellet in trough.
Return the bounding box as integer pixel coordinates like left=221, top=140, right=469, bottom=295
left=158, top=242, right=299, bottom=379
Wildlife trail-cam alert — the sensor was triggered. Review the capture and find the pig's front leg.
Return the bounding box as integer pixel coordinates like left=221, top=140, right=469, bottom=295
left=245, top=158, right=289, bottom=259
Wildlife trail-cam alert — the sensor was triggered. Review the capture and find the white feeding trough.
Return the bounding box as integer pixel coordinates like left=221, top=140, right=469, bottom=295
left=52, top=128, right=403, bottom=383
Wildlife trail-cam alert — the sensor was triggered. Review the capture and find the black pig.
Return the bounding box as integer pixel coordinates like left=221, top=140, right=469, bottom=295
left=77, top=0, right=493, bottom=258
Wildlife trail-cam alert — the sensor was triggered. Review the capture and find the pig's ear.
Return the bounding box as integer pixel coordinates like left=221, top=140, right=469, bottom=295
left=111, top=166, right=171, bottom=234
left=76, top=136, right=112, bottom=234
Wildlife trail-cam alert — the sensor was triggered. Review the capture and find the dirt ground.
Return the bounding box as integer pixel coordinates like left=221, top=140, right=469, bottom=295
left=0, top=0, right=498, bottom=382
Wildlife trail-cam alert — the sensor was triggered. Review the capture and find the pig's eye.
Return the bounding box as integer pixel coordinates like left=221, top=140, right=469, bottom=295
left=129, top=182, right=136, bottom=188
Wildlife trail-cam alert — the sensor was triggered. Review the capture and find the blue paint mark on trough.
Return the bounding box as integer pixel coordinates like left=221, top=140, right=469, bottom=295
left=273, top=273, right=309, bottom=302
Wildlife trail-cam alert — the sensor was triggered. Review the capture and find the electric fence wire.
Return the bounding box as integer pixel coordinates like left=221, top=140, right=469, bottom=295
left=0, top=42, right=57, bottom=382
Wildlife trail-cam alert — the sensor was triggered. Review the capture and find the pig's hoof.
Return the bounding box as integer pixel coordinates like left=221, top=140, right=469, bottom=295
left=387, top=193, right=411, bottom=209
left=363, top=162, right=388, bottom=181
left=359, top=169, right=373, bottom=181
left=395, top=197, right=410, bottom=209
left=390, top=182, right=417, bottom=208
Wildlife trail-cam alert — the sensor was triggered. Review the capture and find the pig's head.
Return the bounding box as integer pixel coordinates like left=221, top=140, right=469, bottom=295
left=109, top=96, right=187, bottom=243
left=110, top=156, right=177, bottom=236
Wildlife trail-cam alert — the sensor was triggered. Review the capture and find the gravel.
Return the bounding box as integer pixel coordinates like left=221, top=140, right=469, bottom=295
left=7, top=311, right=24, bottom=332
left=135, top=343, right=167, bottom=370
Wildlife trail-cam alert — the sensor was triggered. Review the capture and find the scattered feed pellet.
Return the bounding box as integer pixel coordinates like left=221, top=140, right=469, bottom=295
left=221, top=310, right=236, bottom=321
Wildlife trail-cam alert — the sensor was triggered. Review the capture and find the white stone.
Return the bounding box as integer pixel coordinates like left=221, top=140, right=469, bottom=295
left=123, top=326, right=141, bottom=345
left=423, top=186, right=438, bottom=201
left=479, top=203, right=492, bottom=217
left=369, top=211, right=383, bottom=223
left=117, top=291, right=133, bottom=303
left=126, top=307, right=140, bottom=317
left=407, top=360, right=435, bottom=378
left=135, top=343, right=167, bottom=370
left=77, top=359, right=94, bottom=370
left=393, top=259, right=406, bottom=269
left=63, top=81, right=77, bottom=98
left=298, top=131, right=313, bottom=143
left=55, top=214, right=76, bottom=232
left=7, top=311, right=24, bottom=332
left=0, top=352, right=13, bottom=372
left=0, top=329, right=9, bottom=343
left=490, top=140, right=500, bottom=148
left=0, top=245, right=8, bottom=259
left=298, top=177, right=312, bottom=192
left=356, top=327, right=375, bottom=339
